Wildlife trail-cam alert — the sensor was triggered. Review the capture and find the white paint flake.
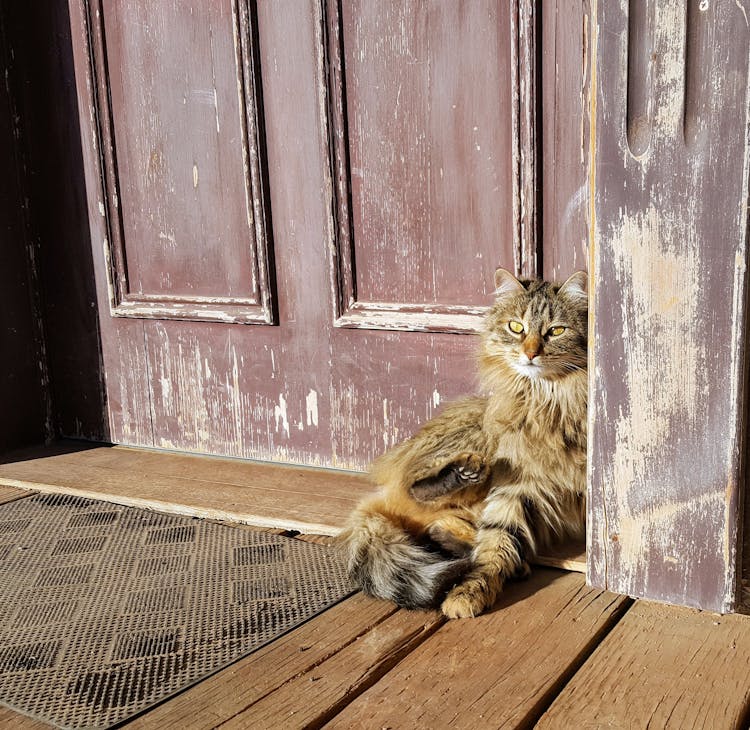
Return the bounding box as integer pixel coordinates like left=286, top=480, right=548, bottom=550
left=432, top=390, right=441, bottom=409
left=213, top=87, right=220, bottom=133
left=274, top=394, right=290, bottom=438
left=306, top=389, right=319, bottom=427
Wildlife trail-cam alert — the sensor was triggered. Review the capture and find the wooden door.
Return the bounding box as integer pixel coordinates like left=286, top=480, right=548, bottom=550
left=68, top=0, right=581, bottom=469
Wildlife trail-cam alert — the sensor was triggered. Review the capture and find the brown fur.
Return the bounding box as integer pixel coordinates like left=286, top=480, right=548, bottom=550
left=338, top=269, right=588, bottom=617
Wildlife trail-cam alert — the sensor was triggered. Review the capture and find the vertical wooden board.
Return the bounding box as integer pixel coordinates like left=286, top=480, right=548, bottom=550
left=538, top=601, right=750, bottom=729
left=541, top=0, right=590, bottom=281
left=67, top=0, right=153, bottom=447
left=326, top=570, right=629, bottom=729
left=588, top=0, right=750, bottom=611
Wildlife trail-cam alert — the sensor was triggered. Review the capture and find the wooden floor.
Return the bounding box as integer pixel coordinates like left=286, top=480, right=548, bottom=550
left=1, top=444, right=750, bottom=729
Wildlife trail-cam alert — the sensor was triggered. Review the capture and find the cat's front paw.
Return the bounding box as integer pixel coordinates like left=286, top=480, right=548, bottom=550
left=440, top=580, right=492, bottom=619
left=410, top=452, right=489, bottom=502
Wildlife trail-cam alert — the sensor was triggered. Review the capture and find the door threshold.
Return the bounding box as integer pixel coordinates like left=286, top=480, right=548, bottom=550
left=0, top=441, right=585, bottom=571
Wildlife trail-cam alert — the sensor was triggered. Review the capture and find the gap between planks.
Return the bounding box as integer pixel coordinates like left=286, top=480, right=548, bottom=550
left=0, top=442, right=586, bottom=571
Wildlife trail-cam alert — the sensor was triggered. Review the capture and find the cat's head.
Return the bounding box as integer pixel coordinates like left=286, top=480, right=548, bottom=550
left=481, top=269, right=588, bottom=385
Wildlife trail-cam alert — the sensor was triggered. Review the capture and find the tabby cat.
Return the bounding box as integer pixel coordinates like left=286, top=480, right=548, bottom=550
left=338, top=268, right=588, bottom=619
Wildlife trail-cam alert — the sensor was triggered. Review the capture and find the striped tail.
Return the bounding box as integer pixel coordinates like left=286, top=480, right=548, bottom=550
left=338, top=511, right=470, bottom=610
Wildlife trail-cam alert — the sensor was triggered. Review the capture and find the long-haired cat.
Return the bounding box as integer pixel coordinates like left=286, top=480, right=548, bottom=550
left=338, top=268, right=588, bottom=619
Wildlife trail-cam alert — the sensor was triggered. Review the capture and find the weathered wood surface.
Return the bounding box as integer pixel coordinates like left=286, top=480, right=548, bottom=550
left=535, top=538, right=586, bottom=573
left=538, top=601, right=750, bottom=729
left=127, top=593, right=416, bottom=729
left=222, top=609, right=443, bottom=728
left=326, top=569, right=629, bottom=729
left=541, top=0, right=591, bottom=281
left=0, top=445, right=371, bottom=534
left=588, top=0, right=750, bottom=611
left=328, top=0, right=517, bottom=332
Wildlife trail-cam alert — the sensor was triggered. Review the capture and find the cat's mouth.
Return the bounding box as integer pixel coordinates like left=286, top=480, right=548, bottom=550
left=513, top=359, right=545, bottom=379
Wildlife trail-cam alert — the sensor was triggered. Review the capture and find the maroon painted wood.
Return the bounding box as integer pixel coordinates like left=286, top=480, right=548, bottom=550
left=68, top=0, right=539, bottom=468
left=588, top=0, right=750, bottom=612
left=540, top=0, right=591, bottom=281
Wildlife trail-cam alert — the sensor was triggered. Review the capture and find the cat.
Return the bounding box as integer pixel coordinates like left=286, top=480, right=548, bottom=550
left=338, top=268, right=588, bottom=619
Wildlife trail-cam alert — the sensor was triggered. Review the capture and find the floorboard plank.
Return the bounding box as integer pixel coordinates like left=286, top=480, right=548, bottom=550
left=221, top=608, right=444, bottom=729
left=0, top=445, right=370, bottom=534
left=325, top=569, right=630, bottom=729
left=125, top=593, right=400, bottom=729
left=537, top=601, right=750, bottom=729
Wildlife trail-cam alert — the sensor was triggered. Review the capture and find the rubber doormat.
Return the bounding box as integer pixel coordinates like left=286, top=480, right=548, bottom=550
left=0, top=493, right=352, bottom=728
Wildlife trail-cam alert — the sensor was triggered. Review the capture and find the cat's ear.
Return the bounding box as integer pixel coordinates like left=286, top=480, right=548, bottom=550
left=558, top=270, right=588, bottom=301
left=493, top=268, right=525, bottom=298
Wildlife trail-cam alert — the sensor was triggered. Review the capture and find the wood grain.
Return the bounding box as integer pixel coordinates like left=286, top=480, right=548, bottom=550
left=535, top=538, right=586, bottom=573
left=0, top=445, right=371, bottom=534
left=540, top=0, right=591, bottom=281
left=222, top=608, right=444, bottom=728
left=538, top=601, right=750, bottom=729
left=68, top=0, right=546, bottom=470
left=127, top=593, right=403, bottom=729
left=587, top=0, right=750, bottom=611
left=327, top=0, right=517, bottom=326
left=326, top=569, right=629, bottom=729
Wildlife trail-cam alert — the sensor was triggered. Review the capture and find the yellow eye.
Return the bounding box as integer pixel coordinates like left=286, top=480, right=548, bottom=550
left=549, top=326, right=566, bottom=337
left=508, top=321, right=524, bottom=334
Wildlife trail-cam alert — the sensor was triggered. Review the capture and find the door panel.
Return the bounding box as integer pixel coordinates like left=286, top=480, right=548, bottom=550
left=331, top=1, right=515, bottom=320
left=70, top=0, right=537, bottom=468
left=96, top=0, right=274, bottom=324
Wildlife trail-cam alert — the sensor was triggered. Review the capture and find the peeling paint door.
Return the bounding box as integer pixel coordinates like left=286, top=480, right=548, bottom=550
left=68, top=1, right=583, bottom=469
left=588, top=0, right=750, bottom=612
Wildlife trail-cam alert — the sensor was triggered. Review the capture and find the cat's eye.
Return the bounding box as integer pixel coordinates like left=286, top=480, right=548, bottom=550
left=508, top=321, right=524, bottom=334
left=549, top=326, right=566, bottom=337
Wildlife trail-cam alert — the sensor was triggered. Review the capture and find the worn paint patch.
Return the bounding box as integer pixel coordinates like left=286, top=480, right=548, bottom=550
left=274, top=394, right=290, bottom=438
left=606, top=204, right=704, bottom=578
left=306, top=389, right=319, bottom=428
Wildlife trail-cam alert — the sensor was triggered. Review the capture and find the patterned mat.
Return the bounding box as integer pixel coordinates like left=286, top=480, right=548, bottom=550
left=0, top=493, right=351, bottom=728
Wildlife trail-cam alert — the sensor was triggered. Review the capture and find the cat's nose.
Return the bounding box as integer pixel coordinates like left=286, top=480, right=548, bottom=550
left=523, top=336, right=542, bottom=360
